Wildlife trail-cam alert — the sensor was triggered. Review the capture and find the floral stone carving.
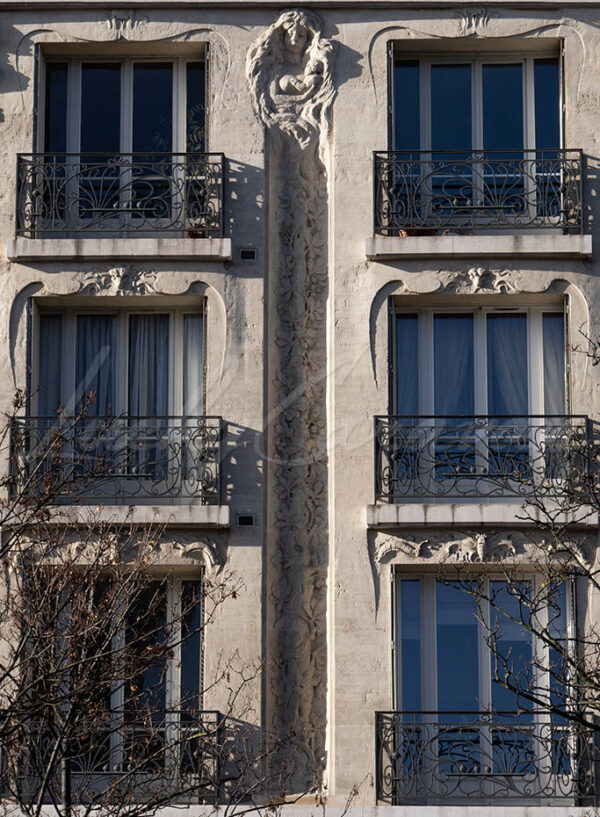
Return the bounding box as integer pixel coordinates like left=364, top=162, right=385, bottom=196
left=247, top=9, right=335, bottom=790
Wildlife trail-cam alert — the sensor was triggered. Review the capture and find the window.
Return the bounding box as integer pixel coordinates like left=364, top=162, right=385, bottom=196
left=373, top=304, right=583, bottom=500
left=36, top=309, right=204, bottom=417
left=28, top=308, right=218, bottom=504
left=43, top=58, right=206, bottom=154
left=394, top=306, right=566, bottom=417
left=385, top=574, right=576, bottom=802
left=391, top=55, right=560, bottom=153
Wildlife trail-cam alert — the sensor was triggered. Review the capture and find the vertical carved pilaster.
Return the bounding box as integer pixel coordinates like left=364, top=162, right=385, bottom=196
left=247, top=10, right=335, bottom=790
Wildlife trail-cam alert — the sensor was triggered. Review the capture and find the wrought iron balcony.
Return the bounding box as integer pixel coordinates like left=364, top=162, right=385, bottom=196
left=376, top=711, right=595, bottom=806
left=374, top=415, right=591, bottom=501
left=9, top=416, right=223, bottom=505
left=4, top=711, right=224, bottom=804
left=16, top=153, right=225, bottom=237
left=373, top=149, right=583, bottom=235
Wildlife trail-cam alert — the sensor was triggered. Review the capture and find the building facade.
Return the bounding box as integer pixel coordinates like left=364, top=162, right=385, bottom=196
left=1, top=0, right=599, bottom=814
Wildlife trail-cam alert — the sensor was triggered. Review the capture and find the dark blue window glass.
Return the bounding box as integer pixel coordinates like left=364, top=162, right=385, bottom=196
left=434, top=314, right=474, bottom=415
left=487, top=314, right=528, bottom=416
left=482, top=63, right=523, bottom=152
left=431, top=64, right=471, bottom=152
left=181, top=580, right=202, bottom=718
left=133, top=63, right=173, bottom=154
left=436, top=581, right=479, bottom=713
left=393, top=61, right=420, bottom=151
left=395, top=315, right=419, bottom=414
left=400, top=579, right=421, bottom=712
left=80, top=63, right=121, bottom=153
left=44, top=62, right=68, bottom=152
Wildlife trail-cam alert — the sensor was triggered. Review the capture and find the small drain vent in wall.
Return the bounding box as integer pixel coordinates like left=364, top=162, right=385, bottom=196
left=239, top=247, right=258, bottom=262
left=237, top=514, right=255, bottom=527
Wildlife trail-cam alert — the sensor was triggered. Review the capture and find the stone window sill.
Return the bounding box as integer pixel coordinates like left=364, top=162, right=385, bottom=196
left=7, top=237, right=232, bottom=262
left=366, top=233, right=592, bottom=260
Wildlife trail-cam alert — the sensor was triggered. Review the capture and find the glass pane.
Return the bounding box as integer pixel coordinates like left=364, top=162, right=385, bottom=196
left=128, top=315, right=169, bottom=417
left=543, top=313, right=565, bottom=415
left=535, top=59, right=560, bottom=150
left=181, top=580, right=202, bottom=716
left=431, top=64, right=471, bottom=152
left=395, top=315, right=418, bottom=414
left=186, top=62, right=206, bottom=152
left=393, top=61, right=420, bottom=151
left=125, top=581, right=167, bottom=721
left=489, top=580, right=532, bottom=715
left=487, top=314, right=528, bottom=415
left=436, top=581, right=479, bottom=713
left=44, top=63, right=67, bottom=152
left=75, top=315, right=116, bottom=415
left=80, top=64, right=121, bottom=153
left=482, top=63, right=523, bottom=152
left=434, top=314, right=474, bottom=415
left=400, top=579, right=421, bottom=712
left=547, top=582, right=568, bottom=717
left=133, top=63, right=173, bottom=154
left=38, top=314, right=63, bottom=416
left=183, top=315, right=204, bottom=415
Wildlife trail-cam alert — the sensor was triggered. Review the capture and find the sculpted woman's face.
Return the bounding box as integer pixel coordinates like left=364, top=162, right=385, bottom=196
left=282, top=19, right=308, bottom=58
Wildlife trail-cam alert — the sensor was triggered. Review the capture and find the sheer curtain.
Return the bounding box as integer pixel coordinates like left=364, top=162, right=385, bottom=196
left=434, top=314, right=474, bottom=415
left=183, top=315, right=204, bottom=416
left=395, top=315, right=419, bottom=415
left=487, top=315, right=528, bottom=416
left=543, top=313, right=565, bottom=415
left=75, top=315, right=116, bottom=415
left=128, top=315, right=169, bottom=417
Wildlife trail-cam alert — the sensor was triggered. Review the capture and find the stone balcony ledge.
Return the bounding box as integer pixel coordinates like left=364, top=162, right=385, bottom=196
left=7, top=236, right=232, bottom=262
left=366, top=233, right=592, bottom=260
left=41, top=504, right=230, bottom=528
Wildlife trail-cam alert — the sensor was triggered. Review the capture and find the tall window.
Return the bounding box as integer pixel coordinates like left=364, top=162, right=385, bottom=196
left=391, top=55, right=560, bottom=153
left=43, top=58, right=206, bottom=154
left=35, top=309, right=204, bottom=418
left=394, top=307, right=566, bottom=417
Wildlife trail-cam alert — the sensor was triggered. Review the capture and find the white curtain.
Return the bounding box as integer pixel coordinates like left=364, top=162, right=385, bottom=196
left=38, top=314, right=63, bottom=417
left=128, top=315, right=169, bottom=417
left=487, top=315, right=528, bottom=416
left=543, top=313, right=565, bottom=415
left=75, top=315, right=115, bottom=415
left=183, top=315, right=204, bottom=416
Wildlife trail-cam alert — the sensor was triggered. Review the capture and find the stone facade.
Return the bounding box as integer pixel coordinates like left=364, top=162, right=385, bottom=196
left=2, top=1, right=600, bottom=814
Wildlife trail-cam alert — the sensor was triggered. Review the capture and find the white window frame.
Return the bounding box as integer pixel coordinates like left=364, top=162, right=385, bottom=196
left=32, top=306, right=205, bottom=418
left=391, top=52, right=563, bottom=153
left=392, top=305, right=568, bottom=417
left=40, top=56, right=206, bottom=154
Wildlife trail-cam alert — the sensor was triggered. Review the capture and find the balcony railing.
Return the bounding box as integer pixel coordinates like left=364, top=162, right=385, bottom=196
left=373, top=149, right=583, bottom=235
left=376, top=711, right=595, bottom=806
left=4, top=711, right=224, bottom=804
left=16, top=153, right=225, bottom=237
left=374, top=415, right=591, bottom=501
left=9, top=416, right=223, bottom=505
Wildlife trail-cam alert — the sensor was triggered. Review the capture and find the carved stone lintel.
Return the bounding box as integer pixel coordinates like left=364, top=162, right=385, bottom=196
left=443, top=266, right=515, bottom=295
left=106, top=10, right=148, bottom=39
left=79, top=266, right=158, bottom=296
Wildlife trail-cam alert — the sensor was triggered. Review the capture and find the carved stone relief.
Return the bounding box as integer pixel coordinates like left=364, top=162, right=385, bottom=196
left=247, top=9, right=335, bottom=791
left=373, top=529, right=590, bottom=564
left=455, top=7, right=500, bottom=37
left=79, top=266, right=158, bottom=296
left=105, top=10, right=148, bottom=39
left=442, top=266, right=515, bottom=294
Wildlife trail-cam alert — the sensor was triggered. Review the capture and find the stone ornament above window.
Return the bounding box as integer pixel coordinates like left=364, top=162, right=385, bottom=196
left=246, top=8, right=335, bottom=151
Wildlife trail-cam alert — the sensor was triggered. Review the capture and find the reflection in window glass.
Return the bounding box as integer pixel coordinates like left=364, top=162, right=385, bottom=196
left=535, top=59, right=560, bottom=151
left=186, top=62, right=206, bottom=152
left=490, top=581, right=532, bottom=716
left=181, top=580, right=203, bottom=717
left=395, top=315, right=419, bottom=414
